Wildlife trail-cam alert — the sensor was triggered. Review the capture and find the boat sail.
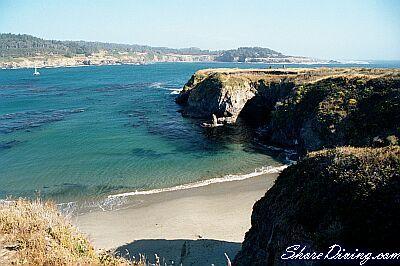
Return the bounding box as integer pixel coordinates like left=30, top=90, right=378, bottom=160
left=33, top=66, right=40, bottom=76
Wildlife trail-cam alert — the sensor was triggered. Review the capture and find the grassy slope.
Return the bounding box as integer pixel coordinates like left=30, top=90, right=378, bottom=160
left=0, top=199, right=141, bottom=265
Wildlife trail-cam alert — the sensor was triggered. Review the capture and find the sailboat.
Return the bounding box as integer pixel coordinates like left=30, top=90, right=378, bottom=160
left=33, top=66, right=40, bottom=76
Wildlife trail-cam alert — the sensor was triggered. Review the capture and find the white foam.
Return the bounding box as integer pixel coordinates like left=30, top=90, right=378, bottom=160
left=108, top=165, right=288, bottom=198
left=169, top=89, right=181, bottom=95
left=57, top=201, right=78, bottom=218
left=0, top=199, right=13, bottom=205
left=149, top=82, right=164, bottom=89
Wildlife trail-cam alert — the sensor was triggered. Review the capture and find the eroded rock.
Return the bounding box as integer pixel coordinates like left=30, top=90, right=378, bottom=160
left=177, top=68, right=400, bottom=152
left=234, top=146, right=400, bottom=266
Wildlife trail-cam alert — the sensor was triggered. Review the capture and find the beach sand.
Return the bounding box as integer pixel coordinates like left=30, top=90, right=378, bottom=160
left=73, top=173, right=278, bottom=265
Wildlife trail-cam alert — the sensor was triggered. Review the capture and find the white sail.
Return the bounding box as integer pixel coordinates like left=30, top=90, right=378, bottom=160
left=33, top=66, right=40, bottom=76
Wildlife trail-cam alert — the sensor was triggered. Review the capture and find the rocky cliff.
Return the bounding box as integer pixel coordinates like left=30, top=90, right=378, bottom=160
left=177, top=67, right=400, bottom=266
left=176, top=68, right=400, bottom=152
left=176, top=68, right=308, bottom=123
left=233, top=146, right=400, bottom=265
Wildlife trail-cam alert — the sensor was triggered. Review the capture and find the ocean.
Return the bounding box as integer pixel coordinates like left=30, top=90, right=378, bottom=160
left=0, top=61, right=398, bottom=207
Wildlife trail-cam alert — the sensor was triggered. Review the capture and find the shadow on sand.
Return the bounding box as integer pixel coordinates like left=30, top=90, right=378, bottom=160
left=115, top=238, right=241, bottom=265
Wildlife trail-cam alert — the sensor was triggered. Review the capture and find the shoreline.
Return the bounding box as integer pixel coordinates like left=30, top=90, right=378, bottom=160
left=107, top=165, right=287, bottom=198
left=0, top=60, right=371, bottom=71
left=73, top=172, right=278, bottom=264
left=55, top=164, right=287, bottom=214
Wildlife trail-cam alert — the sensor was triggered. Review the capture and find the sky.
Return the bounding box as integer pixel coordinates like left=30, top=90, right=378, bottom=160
left=0, top=0, right=399, bottom=60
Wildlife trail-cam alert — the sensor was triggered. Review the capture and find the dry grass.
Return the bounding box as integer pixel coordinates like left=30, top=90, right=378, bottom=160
left=0, top=198, right=142, bottom=265
left=192, top=67, right=400, bottom=85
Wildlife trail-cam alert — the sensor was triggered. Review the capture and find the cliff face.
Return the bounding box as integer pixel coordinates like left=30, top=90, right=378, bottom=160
left=0, top=53, right=216, bottom=69
left=176, top=68, right=302, bottom=123
left=177, top=68, right=400, bottom=266
left=177, top=68, right=400, bottom=152
left=233, top=146, right=400, bottom=266
left=265, top=74, right=400, bottom=151
left=177, top=72, right=255, bottom=122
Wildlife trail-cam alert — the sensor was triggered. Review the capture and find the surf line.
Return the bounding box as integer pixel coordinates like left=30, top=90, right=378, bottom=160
left=108, top=164, right=288, bottom=198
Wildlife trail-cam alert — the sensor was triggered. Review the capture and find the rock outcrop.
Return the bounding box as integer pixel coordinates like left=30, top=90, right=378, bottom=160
left=176, top=68, right=305, bottom=123
left=177, top=68, right=400, bottom=152
left=177, top=69, right=256, bottom=122
left=177, top=68, right=400, bottom=266
left=233, top=146, right=400, bottom=266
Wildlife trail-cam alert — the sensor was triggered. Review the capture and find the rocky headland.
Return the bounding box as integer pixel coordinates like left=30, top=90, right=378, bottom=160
left=177, top=67, right=400, bottom=265
left=234, top=146, right=400, bottom=265
left=176, top=68, right=400, bottom=152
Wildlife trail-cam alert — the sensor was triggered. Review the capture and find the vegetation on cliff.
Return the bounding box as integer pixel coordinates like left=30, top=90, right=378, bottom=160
left=0, top=34, right=326, bottom=68
left=215, top=47, right=283, bottom=62
left=0, top=34, right=287, bottom=60
left=177, top=68, right=400, bottom=265
left=0, top=33, right=215, bottom=58
left=177, top=68, right=400, bottom=152
left=234, top=146, right=400, bottom=265
left=265, top=72, right=400, bottom=151
left=0, top=199, right=140, bottom=265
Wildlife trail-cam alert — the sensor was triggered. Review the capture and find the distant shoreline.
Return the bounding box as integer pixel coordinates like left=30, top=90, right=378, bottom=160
left=0, top=59, right=372, bottom=71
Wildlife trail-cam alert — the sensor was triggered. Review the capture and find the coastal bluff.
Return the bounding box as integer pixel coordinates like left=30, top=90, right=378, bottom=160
left=234, top=146, right=400, bottom=265
left=176, top=68, right=400, bottom=152
left=177, top=68, right=400, bottom=265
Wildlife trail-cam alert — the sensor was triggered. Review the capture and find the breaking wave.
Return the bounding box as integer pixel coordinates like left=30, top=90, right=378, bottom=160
left=108, top=164, right=288, bottom=198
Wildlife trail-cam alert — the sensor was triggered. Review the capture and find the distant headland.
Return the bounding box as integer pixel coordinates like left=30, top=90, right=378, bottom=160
left=0, top=33, right=340, bottom=69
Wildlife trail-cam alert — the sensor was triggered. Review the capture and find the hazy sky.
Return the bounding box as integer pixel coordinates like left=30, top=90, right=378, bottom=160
left=0, top=0, right=399, bottom=60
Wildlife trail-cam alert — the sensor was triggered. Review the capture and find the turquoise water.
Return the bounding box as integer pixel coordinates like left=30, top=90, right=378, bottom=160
left=0, top=62, right=398, bottom=203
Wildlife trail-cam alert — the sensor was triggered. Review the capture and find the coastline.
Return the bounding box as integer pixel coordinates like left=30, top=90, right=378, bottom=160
left=73, top=172, right=278, bottom=264
left=0, top=59, right=369, bottom=71
left=107, top=165, right=287, bottom=198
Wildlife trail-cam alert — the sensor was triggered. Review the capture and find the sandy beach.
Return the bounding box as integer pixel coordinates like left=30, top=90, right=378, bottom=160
left=73, top=173, right=278, bottom=265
